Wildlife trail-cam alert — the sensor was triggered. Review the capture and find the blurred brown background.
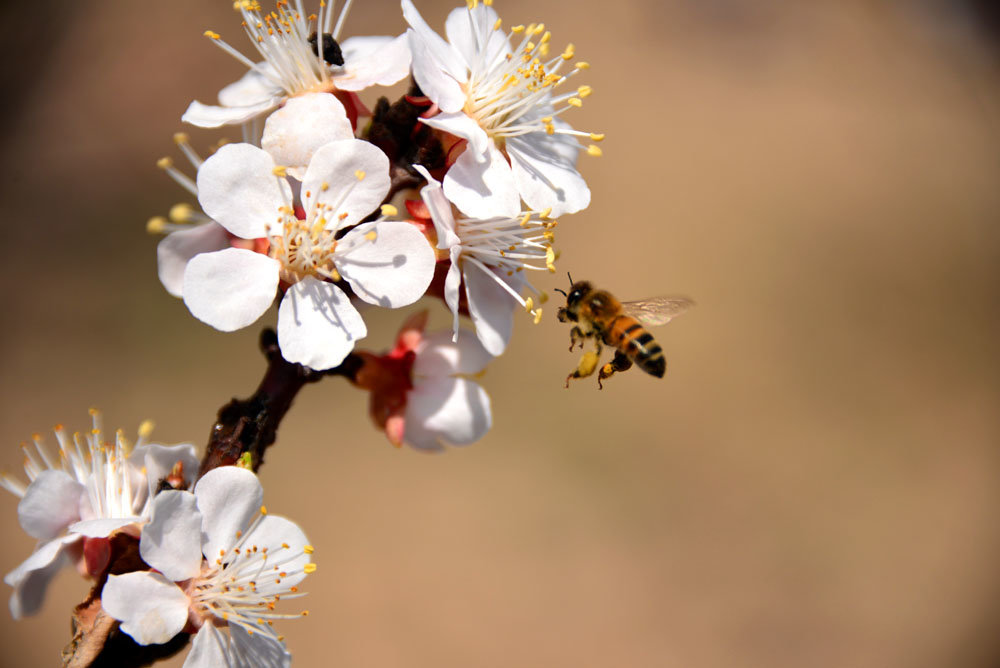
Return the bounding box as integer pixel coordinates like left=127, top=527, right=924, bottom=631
left=1, top=0, right=998, bottom=666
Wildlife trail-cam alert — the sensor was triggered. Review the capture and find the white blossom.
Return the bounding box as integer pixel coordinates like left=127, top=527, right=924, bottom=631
left=403, top=0, right=602, bottom=217
left=416, top=165, right=554, bottom=355
left=0, top=412, right=198, bottom=618
left=183, top=0, right=412, bottom=130
left=103, top=466, right=314, bottom=668
left=183, top=139, right=436, bottom=370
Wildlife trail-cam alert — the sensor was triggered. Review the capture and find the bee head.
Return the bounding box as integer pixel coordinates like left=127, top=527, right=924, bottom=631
left=566, top=281, right=592, bottom=307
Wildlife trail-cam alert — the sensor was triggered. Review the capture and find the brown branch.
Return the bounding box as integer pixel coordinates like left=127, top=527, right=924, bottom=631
left=199, top=328, right=362, bottom=476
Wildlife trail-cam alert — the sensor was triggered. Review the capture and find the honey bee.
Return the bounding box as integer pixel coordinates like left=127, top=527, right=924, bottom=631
left=556, top=277, right=693, bottom=389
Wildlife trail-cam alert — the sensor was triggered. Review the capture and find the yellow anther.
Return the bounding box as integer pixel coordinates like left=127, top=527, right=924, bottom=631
left=533, top=23, right=545, bottom=34
left=524, top=297, right=534, bottom=312
left=541, top=116, right=552, bottom=124
left=539, top=291, right=549, bottom=304
left=172, top=132, right=189, bottom=145
left=146, top=216, right=168, bottom=234
left=567, top=97, right=583, bottom=108
left=169, top=203, right=195, bottom=223
left=575, top=61, right=590, bottom=70
left=260, top=505, right=268, bottom=515
left=301, top=610, right=310, bottom=616
left=545, top=123, right=555, bottom=135
left=539, top=43, right=550, bottom=57
left=511, top=24, right=524, bottom=33
left=304, top=545, right=315, bottom=554
left=562, top=44, right=576, bottom=60
left=589, top=133, right=605, bottom=142
left=355, top=170, right=366, bottom=181
left=587, top=145, right=603, bottom=157
left=321, top=182, right=330, bottom=191
left=380, top=204, right=398, bottom=217
left=364, top=230, right=377, bottom=242
left=466, top=0, right=477, bottom=8
left=484, top=0, right=492, bottom=5
left=272, top=165, right=287, bottom=177
left=540, top=207, right=552, bottom=219
left=526, top=23, right=537, bottom=34
left=493, top=18, right=502, bottom=30
left=304, top=563, right=317, bottom=574
left=138, top=420, right=155, bottom=439
left=577, top=85, right=593, bottom=98
left=204, top=30, right=221, bottom=39
left=156, top=157, right=173, bottom=170
left=545, top=245, right=556, bottom=271
left=540, top=31, right=551, bottom=44
left=525, top=41, right=535, bottom=52
left=533, top=308, right=544, bottom=325
left=520, top=213, right=531, bottom=227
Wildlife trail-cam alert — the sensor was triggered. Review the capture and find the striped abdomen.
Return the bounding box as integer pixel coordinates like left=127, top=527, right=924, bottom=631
left=603, top=316, right=666, bottom=377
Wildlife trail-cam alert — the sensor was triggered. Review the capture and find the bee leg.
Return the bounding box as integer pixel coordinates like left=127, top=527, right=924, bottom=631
left=597, top=351, right=633, bottom=390
left=565, top=351, right=600, bottom=388
left=568, top=326, right=585, bottom=352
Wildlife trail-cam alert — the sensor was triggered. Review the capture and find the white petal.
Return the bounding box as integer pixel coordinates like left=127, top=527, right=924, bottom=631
left=242, top=515, right=312, bottom=592
left=507, top=134, right=591, bottom=217
left=464, top=262, right=517, bottom=356
left=405, top=376, right=491, bottom=448
left=157, top=222, right=231, bottom=298
left=337, top=221, right=435, bottom=308
left=229, top=624, right=291, bottom=668
left=182, top=99, right=278, bottom=129
left=261, top=93, right=354, bottom=180
left=18, top=471, right=84, bottom=540
left=443, top=247, right=462, bottom=336
left=402, top=0, right=468, bottom=79
left=217, top=68, right=282, bottom=108
left=277, top=278, right=367, bottom=370
left=4, top=536, right=73, bottom=619
left=405, top=28, right=466, bottom=113
left=444, top=5, right=508, bottom=71
left=334, top=33, right=412, bottom=91
left=444, top=145, right=520, bottom=219
left=418, top=111, right=490, bottom=161
left=196, top=143, right=291, bottom=239
left=194, top=467, right=264, bottom=562
left=301, top=139, right=390, bottom=231
left=69, top=518, right=140, bottom=538
left=182, top=249, right=280, bottom=332
left=185, top=624, right=229, bottom=668
left=414, top=328, right=493, bottom=377
left=139, top=491, right=203, bottom=582
left=137, top=443, right=200, bottom=492
left=415, top=165, right=459, bottom=248
left=102, top=572, right=189, bottom=646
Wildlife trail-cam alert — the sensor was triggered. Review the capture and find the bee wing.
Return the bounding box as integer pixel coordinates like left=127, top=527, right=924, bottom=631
left=621, top=297, right=695, bottom=327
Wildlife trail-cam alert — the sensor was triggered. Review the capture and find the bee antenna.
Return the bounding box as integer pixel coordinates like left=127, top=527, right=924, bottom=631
left=566, top=271, right=573, bottom=286
left=554, top=287, right=568, bottom=297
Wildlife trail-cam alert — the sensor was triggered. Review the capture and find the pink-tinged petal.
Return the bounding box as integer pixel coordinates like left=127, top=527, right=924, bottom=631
left=186, top=624, right=229, bottom=668
left=415, top=165, right=459, bottom=248
left=69, top=518, right=140, bottom=538
left=334, top=33, right=412, bottom=91
left=4, top=535, right=75, bottom=619
left=406, top=376, right=492, bottom=448
left=18, top=471, right=84, bottom=540
left=277, top=278, right=367, bottom=370
left=261, top=93, right=354, bottom=180
left=182, top=248, right=280, bottom=332
left=444, top=5, right=508, bottom=71
left=301, top=139, right=390, bottom=231
left=139, top=491, right=203, bottom=582
left=196, top=143, right=292, bottom=239
left=217, top=68, right=281, bottom=107
left=103, top=572, right=189, bottom=645
left=194, top=467, right=263, bottom=562
left=157, top=222, right=231, bottom=298
left=444, top=145, right=520, bottom=219
left=181, top=99, right=278, bottom=129
left=229, top=624, right=291, bottom=668
left=419, top=111, right=490, bottom=161
left=337, top=221, right=435, bottom=308
left=506, top=134, right=591, bottom=217
left=414, top=329, right=493, bottom=377
left=405, top=29, right=466, bottom=113
left=463, top=262, right=517, bottom=356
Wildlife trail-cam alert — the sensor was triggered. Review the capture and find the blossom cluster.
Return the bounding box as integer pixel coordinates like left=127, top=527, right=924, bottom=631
left=5, top=0, right=603, bottom=663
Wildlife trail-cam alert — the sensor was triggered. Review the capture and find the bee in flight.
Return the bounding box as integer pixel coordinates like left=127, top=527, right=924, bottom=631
left=556, top=277, right=693, bottom=389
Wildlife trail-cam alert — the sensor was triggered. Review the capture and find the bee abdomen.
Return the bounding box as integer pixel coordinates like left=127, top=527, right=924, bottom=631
left=604, top=317, right=666, bottom=378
